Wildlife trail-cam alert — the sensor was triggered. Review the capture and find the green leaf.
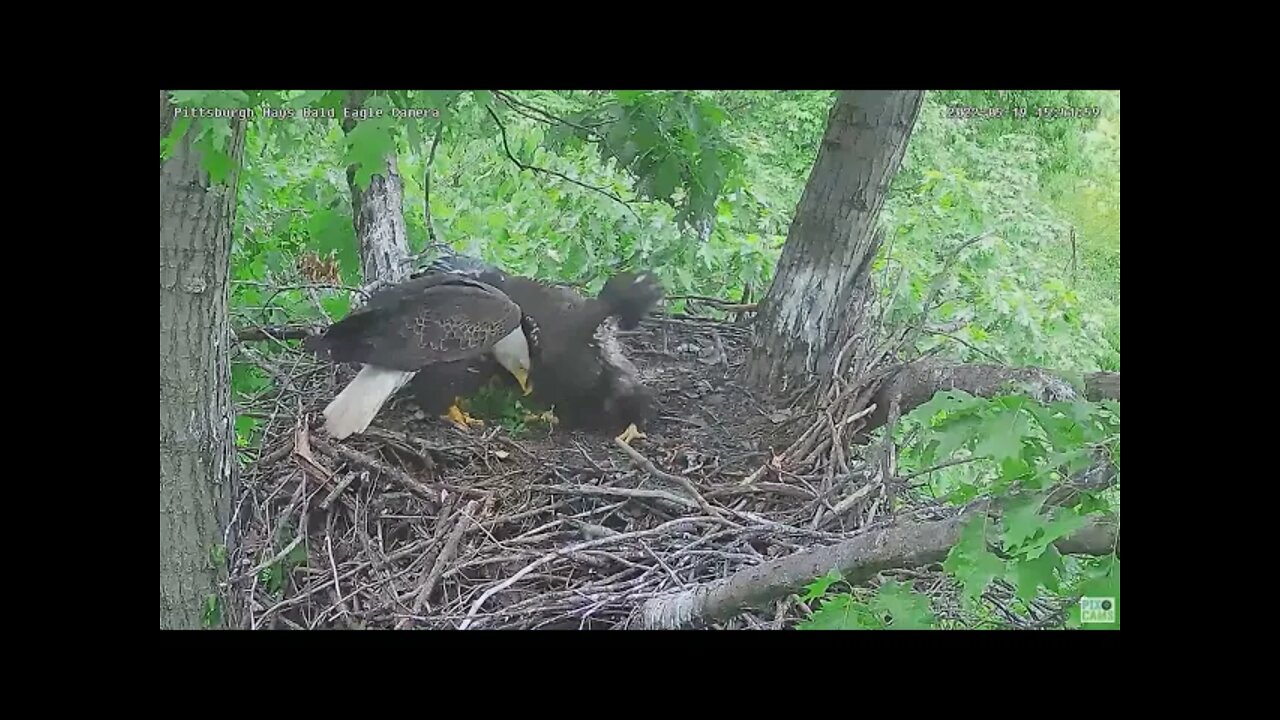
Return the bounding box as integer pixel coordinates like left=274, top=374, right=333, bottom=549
left=798, top=594, right=880, bottom=630
left=169, top=90, right=212, bottom=105
left=344, top=117, right=398, bottom=190
left=1010, top=546, right=1062, bottom=602
left=363, top=94, right=393, bottom=112
left=999, top=455, right=1033, bottom=484
left=405, top=117, right=424, bottom=150
left=1001, top=494, right=1049, bottom=551
left=974, top=407, right=1030, bottom=463
left=943, top=516, right=1006, bottom=601
left=473, top=90, right=494, bottom=109
left=234, top=415, right=259, bottom=448
left=308, top=210, right=359, bottom=284
left=160, top=117, right=192, bottom=160
left=209, top=544, right=228, bottom=570
left=676, top=266, right=695, bottom=291
left=933, top=414, right=984, bottom=458
left=231, top=363, right=271, bottom=397
left=260, top=564, right=284, bottom=594
left=1101, top=400, right=1120, bottom=419
left=322, top=293, right=351, bottom=320
left=201, top=594, right=223, bottom=628
left=801, top=569, right=845, bottom=602
left=652, top=155, right=683, bottom=199
left=1026, top=402, right=1085, bottom=450
left=285, top=541, right=309, bottom=568
left=871, top=580, right=936, bottom=629
left=913, top=390, right=984, bottom=423
left=205, top=150, right=234, bottom=184
left=1021, top=507, right=1091, bottom=560
left=287, top=90, right=329, bottom=109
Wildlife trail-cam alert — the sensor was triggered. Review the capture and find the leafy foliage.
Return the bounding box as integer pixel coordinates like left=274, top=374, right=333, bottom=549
left=190, top=89, right=1119, bottom=630
left=798, top=572, right=937, bottom=630
left=898, top=391, right=1117, bottom=628
left=541, top=91, right=746, bottom=229
left=800, top=387, right=1119, bottom=630
left=259, top=529, right=309, bottom=597
left=880, top=91, right=1120, bottom=374
left=902, top=390, right=1119, bottom=505
left=201, top=543, right=230, bottom=628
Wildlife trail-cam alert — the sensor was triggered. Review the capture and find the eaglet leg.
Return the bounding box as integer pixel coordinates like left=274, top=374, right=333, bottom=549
left=615, top=423, right=646, bottom=445
left=443, top=399, right=485, bottom=431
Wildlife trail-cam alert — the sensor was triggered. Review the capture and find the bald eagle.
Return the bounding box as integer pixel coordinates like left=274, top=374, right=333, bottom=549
left=305, top=272, right=534, bottom=439
left=412, top=255, right=663, bottom=439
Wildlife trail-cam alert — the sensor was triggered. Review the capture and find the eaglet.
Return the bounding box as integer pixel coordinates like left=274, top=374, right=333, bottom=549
left=412, top=254, right=664, bottom=443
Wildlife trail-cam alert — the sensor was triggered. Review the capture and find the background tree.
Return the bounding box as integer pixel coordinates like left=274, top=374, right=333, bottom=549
left=342, top=90, right=411, bottom=287
left=159, top=90, right=246, bottom=629
left=181, top=89, right=1117, bottom=630
left=742, top=91, right=924, bottom=394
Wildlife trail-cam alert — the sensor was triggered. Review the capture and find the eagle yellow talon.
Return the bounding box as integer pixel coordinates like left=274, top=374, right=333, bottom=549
left=615, top=423, right=646, bottom=445
left=443, top=403, right=484, bottom=430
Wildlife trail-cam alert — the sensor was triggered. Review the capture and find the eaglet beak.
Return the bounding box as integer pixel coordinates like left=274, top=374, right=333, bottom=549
left=512, top=367, right=533, bottom=395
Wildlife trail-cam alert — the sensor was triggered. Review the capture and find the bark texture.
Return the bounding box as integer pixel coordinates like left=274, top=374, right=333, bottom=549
left=859, top=360, right=1121, bottom=440
left=343, top=91, right=411, bottom=286
left=159, top=91, right=245, bottom=628
left=745, top=91, right=924, bottom=394
left=635, top=504, right=1118, bottom=629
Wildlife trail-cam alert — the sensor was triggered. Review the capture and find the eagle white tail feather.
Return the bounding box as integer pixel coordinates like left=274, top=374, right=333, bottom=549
left=323, top=365, right=416, bottom=439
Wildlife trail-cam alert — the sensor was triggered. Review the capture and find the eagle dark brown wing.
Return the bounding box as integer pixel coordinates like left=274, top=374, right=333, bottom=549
left=308, top=275, right=522, bottom=372
left=409, top=312, right=543, bottom=414
left=412, top=255, right=663, bottom=434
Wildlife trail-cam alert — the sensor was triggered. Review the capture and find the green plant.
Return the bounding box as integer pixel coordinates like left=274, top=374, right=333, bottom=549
left=879, top=92, right=1119, bottom=375
left=799, top=389, right=1120, bottom=630
left=797, top=571, right=937, bottom=630
left=259, top=529, right=309, bottom=597
left=178, top=90, right=1117, bottom=462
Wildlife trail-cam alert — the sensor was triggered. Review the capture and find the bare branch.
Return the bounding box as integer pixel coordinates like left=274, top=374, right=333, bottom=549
left=484, top=104, right=640, bottom=220
left=235, top=325, right=318, bottom=343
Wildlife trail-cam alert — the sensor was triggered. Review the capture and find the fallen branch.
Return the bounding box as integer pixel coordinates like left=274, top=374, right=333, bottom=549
left=633, top=503, right=1117, bottom=629
left=858, top=361, right=1120, bottom=441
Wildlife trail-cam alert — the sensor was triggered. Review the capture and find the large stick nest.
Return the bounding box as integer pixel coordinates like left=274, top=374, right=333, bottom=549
left=225, top=309, right=972, bottom=630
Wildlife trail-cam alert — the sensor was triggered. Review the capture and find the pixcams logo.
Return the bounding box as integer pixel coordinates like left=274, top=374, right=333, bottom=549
left=1080, top=596, right=1116, bottom=624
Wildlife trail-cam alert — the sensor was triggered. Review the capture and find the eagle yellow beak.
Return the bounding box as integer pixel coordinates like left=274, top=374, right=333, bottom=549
left=512, top=367, right=533, bottom=395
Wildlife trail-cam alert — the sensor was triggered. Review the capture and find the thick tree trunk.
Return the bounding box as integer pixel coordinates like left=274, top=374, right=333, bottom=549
left=745, top=91, right=924, bottom=394
left=159, top=91, right=245, bottom=628
left=343, top=91, right=411, bottom=286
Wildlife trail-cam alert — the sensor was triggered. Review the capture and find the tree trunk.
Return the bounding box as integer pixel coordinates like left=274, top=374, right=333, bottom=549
left=159, top=91, right=246, bottom=628
left=343, top=91, right=411, bottom=286
left=745, top=91, right=924, bottom=395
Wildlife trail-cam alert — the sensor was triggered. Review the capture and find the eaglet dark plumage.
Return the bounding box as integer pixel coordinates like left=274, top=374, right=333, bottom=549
left=305, top=272, right=534, bottom=439
left=411, top=254, right=664, bottom=441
